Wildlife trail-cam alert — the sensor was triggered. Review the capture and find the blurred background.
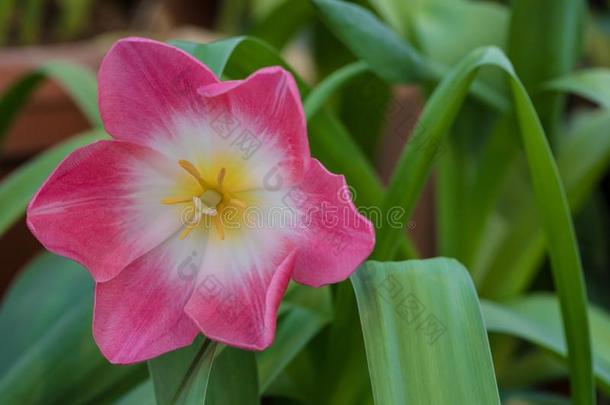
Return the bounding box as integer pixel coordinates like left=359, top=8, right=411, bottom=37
left=1, top=2, right=610, bottom=400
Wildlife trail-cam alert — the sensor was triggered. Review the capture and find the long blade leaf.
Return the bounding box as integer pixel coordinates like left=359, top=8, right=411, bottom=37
left=0, top=62, right=101, bottom=144
left=148, top=338, right=218, bottom=405
left=304, top=60, right=369, bottom=120
left=0, top=253, right=146, bottom=404
left=480, top=110, right=610, bottom=297
left=545, top=69, right=610, bottom=109
left=311, top=0, right=509, bottom=111
left=371, top=46, right=594, bottom=404
left=351, top=258, right=500, bottom=404
left=482, top=294, right=610, bottom=394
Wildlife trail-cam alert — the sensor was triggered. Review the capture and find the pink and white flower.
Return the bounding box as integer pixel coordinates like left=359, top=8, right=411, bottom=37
left=26, top=37, right=375, bottom=364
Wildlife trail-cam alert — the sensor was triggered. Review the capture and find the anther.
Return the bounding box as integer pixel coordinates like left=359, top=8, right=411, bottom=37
left=161, top=196, right=192, bottom=205
left=217, top=167, right=226, bottom=188
left=178, top=160, right=209, bottom=189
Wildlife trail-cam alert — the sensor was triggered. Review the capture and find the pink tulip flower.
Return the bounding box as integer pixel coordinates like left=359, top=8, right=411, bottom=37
left=27, top=38, right=375, bottom=364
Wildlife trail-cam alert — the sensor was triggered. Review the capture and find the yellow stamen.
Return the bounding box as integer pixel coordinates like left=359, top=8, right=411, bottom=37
left=213, top=217, right=225, bottom=240
left=217, top=167, right=226, bottom=189
left=164, top=164, right=243, bottom=241
left=161, top=196, right=192, bottom=205
left=179, top=226, right=195, bottom=240
left=178, top=160, right=209, bottom=189
left=228, top=197, right=246, bottom=209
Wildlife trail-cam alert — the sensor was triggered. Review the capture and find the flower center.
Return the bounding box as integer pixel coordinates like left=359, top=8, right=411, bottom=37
left=194, top=189, right=223, bottom=218
left=161, top=160, right=246, bottom=240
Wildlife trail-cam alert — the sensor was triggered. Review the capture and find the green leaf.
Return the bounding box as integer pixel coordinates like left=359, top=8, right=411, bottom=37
left=257, top=307, right=328, bottom=394
left=148, top=338, right=218, bottom=405
left=0, top=253, right=146, bottom=404
left=0, top=62, right=101, bottom=144
left=413, top=0, right=509, bottom=69
left=436, top=100, right=500, bottom=261
left=370, top=0, right=510, bottom=65
left=311, top=0, right=430, bottom=84
left=171, top=36, right=288, bottom=79
left=413, top=0, right=510, bottom=102
left=367, top=0, right=416, bottom=39
left=448, top=0, right=571, bottom=272
left=480, top=109, right=610, bottom=297
left=304, top=60, right=369, bottom=120
left=337, top=70, right=391, bottom=162
left=123, top=348, right=260, bottom=404
left=373, top=47, right=506, bottom=259
left=474, top=65, right=610, bottom=291
left=507, top=0, right=585, bottom=140
left=115, top=381, right=154, bottom=405
left=545, top=68, right=610, bottom=109
left=508, top=0, right=584, bottom=89
left=371, top=46, right=593, bottom=404
left=456, top=0, right=585, bottom=274
left=311, top=16, right=355, bottom=79
left=0, top=253, right=90, bottom=373
left=250, top=0, right=314, bottom=50
left=0, top=130, right=108, bottom=237
left=206, top=348, right=259, bottom=404
left=498, top=351, right=567, bottom=389
left=351, top=258, right=500, bottom=404
left=316, top=281, right=372, bottom=405
left=311, top=0, right=509, bottom=112
left=459, top=115, right=520, bottom=275
left=559, top=110, right=610, bottom=208
left=0, top=0, right=16, bottom=44
left=482, top=294, right=610, bottom=394
left=257, top=284, right=332, bottom=393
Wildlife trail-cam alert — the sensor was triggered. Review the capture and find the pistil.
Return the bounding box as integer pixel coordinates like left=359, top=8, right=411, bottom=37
left=162, top=160, right=242, bottom=241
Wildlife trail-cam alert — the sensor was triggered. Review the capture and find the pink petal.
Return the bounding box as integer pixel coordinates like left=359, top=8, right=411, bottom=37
left=184, top=242, right=297, bottom=350
left=27, top=140, right=183, bottom=282
left=290, top=159, right=376, bottom=287
left=198, top=66, right=310, bottom=186
left=98, top=37, right=218, bottom=146
left=93, top=235, right=203, bottom=364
